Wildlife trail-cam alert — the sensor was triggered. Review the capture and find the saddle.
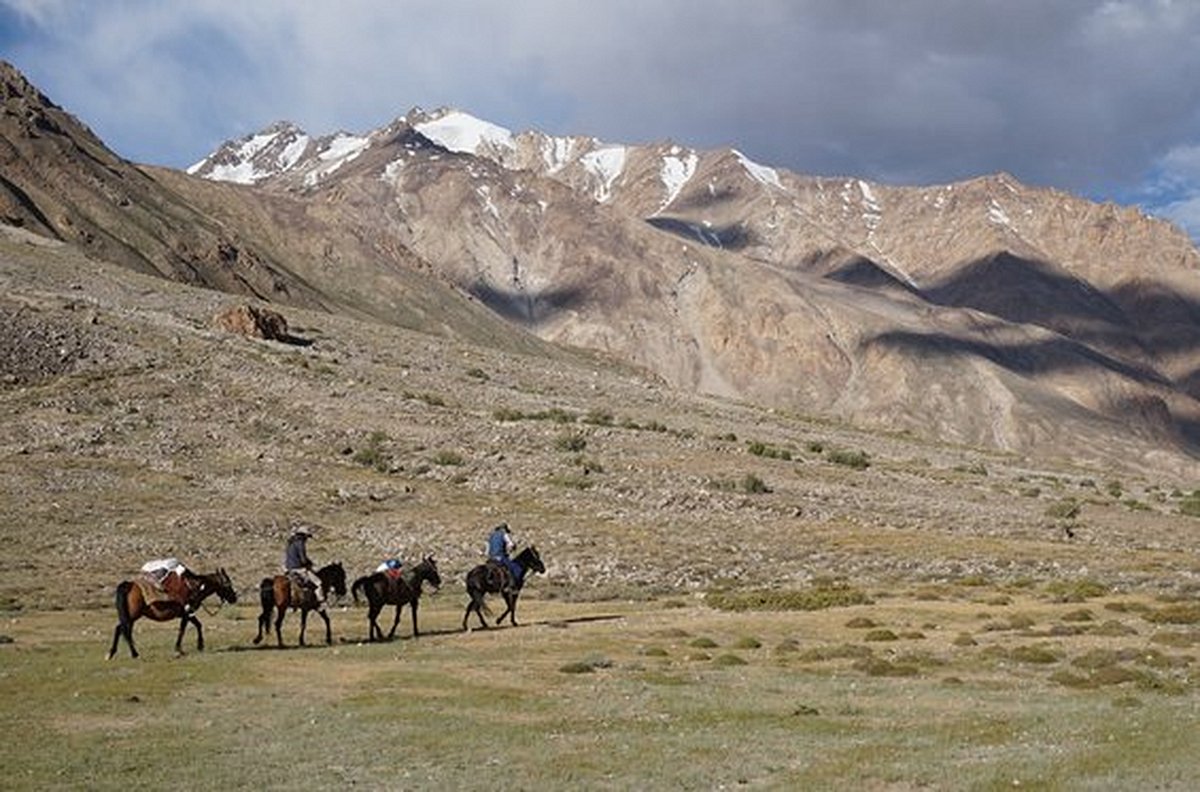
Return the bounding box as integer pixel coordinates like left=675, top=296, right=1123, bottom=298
left=135, top=571, right=189, bottom=606
left=484, top=559, right=514, bottom=592
left=285, top=572, right=319, bottom=608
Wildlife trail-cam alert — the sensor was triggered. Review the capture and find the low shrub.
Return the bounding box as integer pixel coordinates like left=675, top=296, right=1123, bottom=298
left=1045, top=498, right=1081, bottom=520
left=430, top=450, right=464, bottom=466
left=740, top=473, right=770, bottom=494
left=827, top=449, right=870, bottom=470
left=706, top=582, right=872, bottom=612
left=554, top=432, right=588, bottom=452
left=747, top=441, right=792, bottom=460
left=1143, top=603, right=1200, bottom=625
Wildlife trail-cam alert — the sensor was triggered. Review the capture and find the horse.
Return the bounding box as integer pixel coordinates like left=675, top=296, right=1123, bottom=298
left=462, top=545, right=545, bottom=631
left=351, top=556, right=442, bottom=642
left=253, top=562, right=347, bottom=648
left=107, top=567, right=238, bottom=659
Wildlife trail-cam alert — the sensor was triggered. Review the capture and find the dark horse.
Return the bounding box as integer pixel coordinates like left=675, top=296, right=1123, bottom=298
left=462, top=546, right=545, bottom=631
left=107, top=568, right=238, bottom=659
left=351, top=556, right=442, bottom=642
left=253, top=562, right=347, bottom=648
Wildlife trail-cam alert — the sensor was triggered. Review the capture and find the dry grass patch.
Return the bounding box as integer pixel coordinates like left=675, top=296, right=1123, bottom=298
left=705, top=583, right=871, bottom=612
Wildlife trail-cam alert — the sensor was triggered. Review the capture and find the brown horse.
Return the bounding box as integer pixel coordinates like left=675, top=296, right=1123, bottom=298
left=462, top=546, right=545, bottom=631
left=351, top=556, right=442, bottom=642
left=107, top=568, right=238, bottom=659
left=253, top=562, right=347, bottom=648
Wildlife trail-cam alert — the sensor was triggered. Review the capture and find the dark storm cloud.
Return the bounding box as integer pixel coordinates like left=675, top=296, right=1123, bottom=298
left=2, top=0, right=1198, bottom=233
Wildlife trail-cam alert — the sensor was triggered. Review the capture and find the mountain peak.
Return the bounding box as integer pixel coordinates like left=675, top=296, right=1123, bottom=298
left=187, top=121, right=313, bottom=184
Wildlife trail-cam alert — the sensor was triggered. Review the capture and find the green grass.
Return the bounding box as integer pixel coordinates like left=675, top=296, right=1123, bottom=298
left=2, top=593, right=1198, bottom=790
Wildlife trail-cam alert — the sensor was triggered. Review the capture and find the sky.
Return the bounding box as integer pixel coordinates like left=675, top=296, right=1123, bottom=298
left=2, top=0, right=1199, bottom=240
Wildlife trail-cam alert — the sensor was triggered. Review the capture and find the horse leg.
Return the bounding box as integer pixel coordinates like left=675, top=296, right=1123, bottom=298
left=192, top=615, right=205, bottom=652
left=298, top=609, right=309, bottom=647
left=410, top=599, right=420, bottom=638
left=108, top=583, right=137, bottom=660
left=319, top=608, right=332, bottom=645
left=365, top=600, right=380, bottom=642
left=496, top=592, right=521, bottom=626
left=254, top=583, right=272, bottom=645
left=465, top=591, right=490, bottom=631
left=495, top=592, right=514, bottom=625
left=387, top=604, right=402, bottom=641
left=274, top=605, right=286, bottom=648
left=369, top=594, right=386, bottom=641
left=109, top=619, right=136, bottom=660
left=175, top=614, right=189, bottom=655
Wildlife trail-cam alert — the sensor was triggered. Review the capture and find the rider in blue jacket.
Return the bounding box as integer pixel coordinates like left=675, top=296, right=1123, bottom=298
left=487, top=522, right=520, bottom=581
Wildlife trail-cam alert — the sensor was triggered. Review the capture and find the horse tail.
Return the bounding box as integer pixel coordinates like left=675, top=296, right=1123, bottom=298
left=351, top=575, right=367, bottom=605
left=465, top=569, right=493, bottom=616
left=258, top=577, right=274, bottom=613
left=114, top=580, right=133, bottom=628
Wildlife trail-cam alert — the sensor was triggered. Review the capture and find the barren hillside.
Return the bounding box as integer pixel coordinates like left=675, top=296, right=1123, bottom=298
left=3, top=225, right=1199, bottom=613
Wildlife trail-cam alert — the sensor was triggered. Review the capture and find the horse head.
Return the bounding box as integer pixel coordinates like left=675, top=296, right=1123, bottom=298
left=419, top=556, right=441, bottom=593
left=519, top=545, right=546, bottom=575
left=321, top=562, right=348, bottom=598
left=200, top=567, right=238, bottom=605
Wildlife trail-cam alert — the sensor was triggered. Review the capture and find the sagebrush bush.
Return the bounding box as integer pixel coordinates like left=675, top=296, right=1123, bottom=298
left=1045, top=498, right=1081, bottom=520
left=582, top=408, right=614, bottom=426
left=740, top=473, right=770, bottom=494
left=431, top=450, right=464, bottom=466
left=827, top=448, right=870, bottom=469
left=554, top=432, right=588, bottom=452
left=351, top=430, right=391, bottom=472
left=747, top=441, right=792, bottom=460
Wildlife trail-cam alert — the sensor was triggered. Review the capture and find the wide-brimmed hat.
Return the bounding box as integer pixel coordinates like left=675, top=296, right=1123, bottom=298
left=292, top=526, right=313, bottom=537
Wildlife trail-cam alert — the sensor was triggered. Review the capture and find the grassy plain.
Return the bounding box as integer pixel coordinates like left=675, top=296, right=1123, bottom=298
left=2, top=234, right=1200, bottom=789
left=3, top=585, right=1198, bottom=790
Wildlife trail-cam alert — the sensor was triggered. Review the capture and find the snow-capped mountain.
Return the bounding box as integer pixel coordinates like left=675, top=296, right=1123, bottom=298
left=11, top=55, right=1200, bottom=470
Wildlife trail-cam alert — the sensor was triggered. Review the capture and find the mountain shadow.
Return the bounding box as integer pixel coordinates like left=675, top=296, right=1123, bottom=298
left=923, top=251, right=1161, bottom=364
left=865, top=329, right=1171, bottom=388
left=926, top=251, right=1129, bottom=329
left=467, top=280, right=590, bottom=326
left=646, top=216, right=753, bottom=251
left=1108, top=278, right=1200, bottom=357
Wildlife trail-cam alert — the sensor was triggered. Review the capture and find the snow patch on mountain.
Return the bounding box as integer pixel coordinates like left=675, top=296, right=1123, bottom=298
left=580, top=146, right=627, bottom=203
left=540, top=135, right=578, bottom=173
left=278, top=134, right=311, bottom=171
left=303, top=133, right=369, bottom=186
left=859, top=179, right=882, bottom=231
left=659, top=148, right=698, bottom=212
left=988, top=199, right=1012, bottom=227
left=733, top=149, right=782, bottom=190
left=416, top=111, right=515, bottom=155
left=187, top=131, right=278, bottom=184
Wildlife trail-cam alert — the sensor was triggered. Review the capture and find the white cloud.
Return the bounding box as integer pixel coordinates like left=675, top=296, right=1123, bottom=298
left=2, top=0, right=1199, bottom=235
left=1139, top=143, right=1200, bottom=240
left=1157, top=195, right=1200, bottom=239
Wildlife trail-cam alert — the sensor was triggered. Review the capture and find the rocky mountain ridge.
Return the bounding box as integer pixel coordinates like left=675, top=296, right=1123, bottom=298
left=7, top=60, right=1200, bottom=472
left=185, top=106, right=1200, bottom=471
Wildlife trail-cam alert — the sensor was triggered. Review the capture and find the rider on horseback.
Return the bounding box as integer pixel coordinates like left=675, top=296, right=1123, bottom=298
left=487, top=522, right=520, bottom=588
left=284, top=525, right=325, bottom=606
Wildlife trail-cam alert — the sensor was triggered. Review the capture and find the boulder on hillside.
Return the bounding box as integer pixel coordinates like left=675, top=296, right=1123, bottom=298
left=212, top=304, right=292, bottom=342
